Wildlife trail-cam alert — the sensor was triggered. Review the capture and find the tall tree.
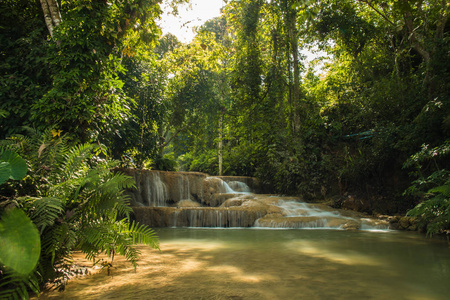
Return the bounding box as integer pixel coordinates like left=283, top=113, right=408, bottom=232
left=32, top=0, right=163, bottom=141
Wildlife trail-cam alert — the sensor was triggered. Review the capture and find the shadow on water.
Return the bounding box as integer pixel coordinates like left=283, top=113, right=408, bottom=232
left=36, top=228, right=450, bottom=300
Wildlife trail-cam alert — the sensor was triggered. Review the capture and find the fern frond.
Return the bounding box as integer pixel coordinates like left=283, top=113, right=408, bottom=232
left=74, top=170, right=135, bottom=218
left=77, top=217, right=159, bottom=270
left=20, top=197, right=65, bottom=234
left=57, top=143, right=98, bottom=183
left=0, top=270, right=40, bottom=300
left=127, top=221, right=160, bottom=250
left=32, top=131, right=68, bottom=172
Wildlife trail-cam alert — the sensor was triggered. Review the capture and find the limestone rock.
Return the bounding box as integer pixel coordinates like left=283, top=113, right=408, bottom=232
left=341, top=220, right=361, bottom=230
left=221, top=198, right=245, bottom=207
left=176, top=200, right=202, bottom=207
left=360, top=218, right=389, bottom=230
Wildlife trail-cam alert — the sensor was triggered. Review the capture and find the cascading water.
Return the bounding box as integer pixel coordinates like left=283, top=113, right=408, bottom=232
left=222, top=181, right=235, bottom=193
left=255, top=200, right=358, bottom=229
left=145, top=172, right=168, bottom=207
left=178, top=174, right=190, bottom=200
left=254, top=200, right=389, bottom=230
left=227, top=181, right=251, bottom=193
left=275, top=200, right=342, bottom=218
left=129, top=170, right=389, bottom=230
left=204, top=176, right=235, bottom=194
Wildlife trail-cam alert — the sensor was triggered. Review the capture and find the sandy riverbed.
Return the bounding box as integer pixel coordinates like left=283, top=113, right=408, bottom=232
left=33, top=228, right=450, bottom=300
left=35, top=243, right=279, bottom=300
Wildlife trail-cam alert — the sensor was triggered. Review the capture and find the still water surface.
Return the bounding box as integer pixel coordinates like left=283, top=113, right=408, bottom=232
left=155, top=228, right=450, bottom=299
left=38, top=228, right=450, bottom=299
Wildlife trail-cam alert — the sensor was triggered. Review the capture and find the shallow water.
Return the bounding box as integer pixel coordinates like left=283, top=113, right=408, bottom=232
left=157, top=228, right=450, bottom=299
left=37, top=228, right=450, bottom=300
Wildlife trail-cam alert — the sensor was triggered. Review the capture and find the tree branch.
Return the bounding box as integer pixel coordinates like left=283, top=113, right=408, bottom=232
left=403, top=10, right=430, bottom=64
left=158, top=122, right=191, bottom=150
left=358, top=0, right=396, bottom=27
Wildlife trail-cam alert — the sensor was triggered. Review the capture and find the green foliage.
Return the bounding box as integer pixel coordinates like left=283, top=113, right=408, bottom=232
left=1, top=0, right=164, bottom=142
left=178, top=150, right=218, bottom=175
left=1, top=132, right=159, bottom=297
left=405, top=141, right=450, bottom=235
left=0, top=0, right=50, bottom=138
left=313, top=0, right=377, bottom=56
left=105, top=54, right=166, bottom=166
left=149, top=155, right=178, bottom=172
left=0, top=208, right=40, bottom=275
left=407, top=180, right=450, bottom=236
left=0, top=271, right=40, bottom=300
left=0, top=150, right=27, bottom=185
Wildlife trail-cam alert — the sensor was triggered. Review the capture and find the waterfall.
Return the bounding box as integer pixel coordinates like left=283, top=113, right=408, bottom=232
left=204, top=176, right=236, bottom=194
left=133, top=207, right=266, bottom=228
left=255, top=200, right=354, bottom=229
left=276, top=201, right=345, bottom=219
left=227, top=181, right=251, bottom=193
left=222, top=181, right=235, bottom=193
left=126, top=169, right=389, bottom=230
left=145, top=172, right=168, bottom=207
left=178, top=174, right=190, bottom=200
left=255, top=200, right=389, bottom=230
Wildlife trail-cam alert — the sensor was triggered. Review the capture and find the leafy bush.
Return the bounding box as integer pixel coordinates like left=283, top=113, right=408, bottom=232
left=0, top=132, right=159, bottom=298
left=404, top=141, right=450, bottom=235
left=178, top=150, right=218, bottom=175
left=148, top=154, right=178, bottom=171
left=407, top=177, right=450, bottom=236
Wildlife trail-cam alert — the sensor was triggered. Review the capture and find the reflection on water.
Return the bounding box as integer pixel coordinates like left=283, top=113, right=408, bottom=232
left=37, top=228, right=450, bottom=300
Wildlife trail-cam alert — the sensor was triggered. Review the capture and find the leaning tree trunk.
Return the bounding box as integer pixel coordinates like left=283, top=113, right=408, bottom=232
left=39, top=0, right=62, bottom=37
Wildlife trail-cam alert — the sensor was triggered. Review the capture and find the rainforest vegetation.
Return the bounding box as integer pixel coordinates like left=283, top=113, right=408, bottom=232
left=0, top=0, right=449, bottom=298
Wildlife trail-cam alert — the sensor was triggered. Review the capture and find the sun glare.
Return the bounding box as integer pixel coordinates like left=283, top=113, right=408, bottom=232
left=159, top=0, right=226, bottom=43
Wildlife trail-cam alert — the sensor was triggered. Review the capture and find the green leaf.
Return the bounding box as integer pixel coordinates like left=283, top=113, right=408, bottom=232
left=0, top=209, right=41, bottom=275
left=0, top=161, right=10, bottom=185
left=0, top=150, right=27, bottom=181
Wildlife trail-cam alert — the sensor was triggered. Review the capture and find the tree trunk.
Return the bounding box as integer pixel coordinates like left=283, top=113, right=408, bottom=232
left=290, top=13, right=301, bottom=133
left=39, top=0, right=62, bottom=37
left=218, top=112, right=223, bottom=176
left=40, top=0, right=54, bottom=37
left=285, top=1, right=301, bottom=134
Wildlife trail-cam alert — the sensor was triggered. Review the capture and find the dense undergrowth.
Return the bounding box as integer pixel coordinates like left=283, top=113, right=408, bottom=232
left=0, top=131, right=159, bottom=298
